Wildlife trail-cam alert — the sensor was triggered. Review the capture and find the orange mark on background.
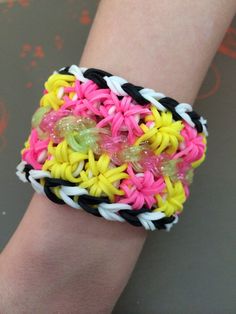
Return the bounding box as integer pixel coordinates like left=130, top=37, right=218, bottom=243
left=197, top=63, right=221, bottom=101
left=25, top=81, right=33, bottom=88
left=54, top=34, right=64, bottom=50
left=6, top=0, right=14, bottom=8
left=20, top=43, right=32, bottom=58
left=30, top=60, right=37, bottom=67
left=0, top=100, right=8, bottom=151
left=20, top=43, right=45, bottom=70
left=20, top=44, right=45, bottom=60
left=66, top=0, right=92, bottom=25
left=34, top=45, right=45, bottom=59
left=18, top=0, right=30, bottom=7
left=218, top=27, right=236, bottom=59
left=2, top=0, right=30, bottom=10
left=80, top=9, right=92, bottom=25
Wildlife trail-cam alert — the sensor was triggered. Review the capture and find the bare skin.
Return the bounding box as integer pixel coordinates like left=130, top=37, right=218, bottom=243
left=0, top=1, right=235, bottom=313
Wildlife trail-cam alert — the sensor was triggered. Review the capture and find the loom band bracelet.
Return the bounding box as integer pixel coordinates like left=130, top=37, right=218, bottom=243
left=17, top=163, right=177, bottom=231
left=17, top=66, right=208, bottom=231
left=57, top=65, right=208, bottom=136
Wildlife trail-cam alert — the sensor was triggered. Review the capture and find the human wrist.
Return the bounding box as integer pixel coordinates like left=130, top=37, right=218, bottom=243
left=0, top=193, right=147, bottom=313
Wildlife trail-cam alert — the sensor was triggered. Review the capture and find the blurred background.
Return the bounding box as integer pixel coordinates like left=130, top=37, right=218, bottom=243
left=0, top=1, right=235, bottom=313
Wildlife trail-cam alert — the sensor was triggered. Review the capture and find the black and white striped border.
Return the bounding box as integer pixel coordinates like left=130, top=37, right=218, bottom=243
left=55, top=65, right=208, bottom=136
left=16, top=161, right=179, bottom=231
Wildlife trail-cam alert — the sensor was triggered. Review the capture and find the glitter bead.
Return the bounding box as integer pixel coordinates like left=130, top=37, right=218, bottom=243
left=54, top=116, right=96, bottom=138
left=67, top=128, right=101, bottom=153
left=36, top=126, right=49, bottom=140
left=129, top=148, right=161, bottom=174
left=31, top=105, right=51, bottom=128
left=119, top=145, right=143, bottom=162
left=39, top=110, right=70, bottom=142
left=100, top=134, right=126, bottom=157
left=185, top=168, right=194, bottom=185
left=161, top=158, right=181, bottom=180
left=54, top=115, right=78, bottom=137
left=175, top=159, right=194, bottom=186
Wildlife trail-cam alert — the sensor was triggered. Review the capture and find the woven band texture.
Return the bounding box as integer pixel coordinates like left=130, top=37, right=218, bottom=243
left=16, top=65, right=208, bottom=231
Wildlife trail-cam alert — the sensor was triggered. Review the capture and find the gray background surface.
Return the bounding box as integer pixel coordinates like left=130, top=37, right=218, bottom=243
left=0, top=1, right=235, bottom=313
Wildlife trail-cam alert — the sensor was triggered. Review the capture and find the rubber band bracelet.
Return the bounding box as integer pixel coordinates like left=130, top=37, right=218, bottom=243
left=16, top=65, right=208, bottom=231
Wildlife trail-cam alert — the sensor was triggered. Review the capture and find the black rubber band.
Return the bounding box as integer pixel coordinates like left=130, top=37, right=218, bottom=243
left=83, top=68, right=113, bottom=89
left=44, top=177, right=76, bottom=187
left=158, top=97, right=183, bottom=121
left=122, top=83, right=149, bottom=105
left=43, top=177, right=74, bottom=205
left=43, top=184, right=65, bottom=204
left=58, top=66, right=74, bottom=76
left=79, top=194, right=110, bottom=205
left=118, top=211, right=142, bottom=227
left=152, top=215, right=176, bottom=229
left=23, top=164, right=34, bottom=182
left=77, top=198, right=102, bottom=217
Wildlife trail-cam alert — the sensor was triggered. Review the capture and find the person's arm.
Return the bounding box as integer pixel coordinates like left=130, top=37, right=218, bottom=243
left=0, top=0, right=235, bottom=313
